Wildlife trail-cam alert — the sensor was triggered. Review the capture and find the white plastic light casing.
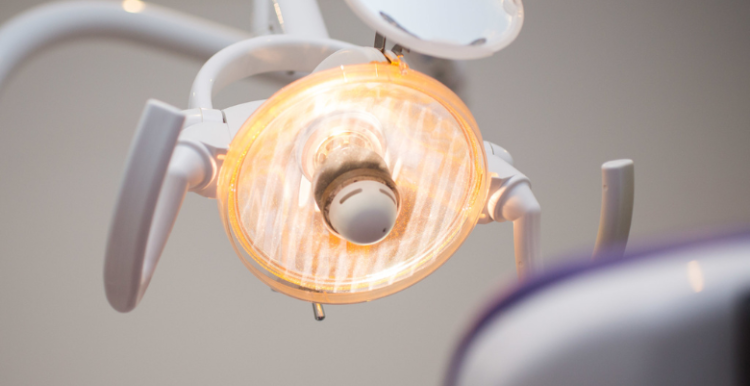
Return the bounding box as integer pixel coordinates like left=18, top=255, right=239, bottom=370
left=344, top=0, right=524, bottom=59
left=328, top=180, right=399, bottom=245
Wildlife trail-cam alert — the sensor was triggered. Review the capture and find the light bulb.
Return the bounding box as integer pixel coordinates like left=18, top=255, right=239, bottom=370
left=327, top=179, right=398, bottom=245
left=297, top=110, right=400, bottom=245
left=218, top=61, right=488, bottom=304
left=296, top=110, right=386, bottom=181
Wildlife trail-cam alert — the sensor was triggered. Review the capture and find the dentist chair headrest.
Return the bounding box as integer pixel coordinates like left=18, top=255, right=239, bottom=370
left=448, top=229, right=750, bottom=386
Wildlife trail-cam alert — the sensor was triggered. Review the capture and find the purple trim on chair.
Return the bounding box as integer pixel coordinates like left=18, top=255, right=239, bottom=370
left=444, top=227, right=750, bottom=386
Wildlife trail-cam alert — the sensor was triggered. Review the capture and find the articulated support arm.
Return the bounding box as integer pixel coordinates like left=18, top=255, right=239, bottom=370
left=0, top=1, right=252, bottom=93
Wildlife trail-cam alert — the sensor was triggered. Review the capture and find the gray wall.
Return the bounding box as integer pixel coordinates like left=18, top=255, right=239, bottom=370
left=0, top=0, right=748, bottom=385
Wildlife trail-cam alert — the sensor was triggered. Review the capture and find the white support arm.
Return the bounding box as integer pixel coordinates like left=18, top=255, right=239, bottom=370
left=0, top=1, right=251, bottom=92
left=481, top=142, right=541, bottom=278
left=188, top=35, right=353, bottom=109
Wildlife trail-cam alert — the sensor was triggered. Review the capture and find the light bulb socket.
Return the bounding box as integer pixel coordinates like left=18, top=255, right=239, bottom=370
left=313, top=147, right=400, bottom=237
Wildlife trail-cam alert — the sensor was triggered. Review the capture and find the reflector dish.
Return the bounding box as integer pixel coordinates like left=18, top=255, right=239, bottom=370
left=218, top=62, right=488, bottom=303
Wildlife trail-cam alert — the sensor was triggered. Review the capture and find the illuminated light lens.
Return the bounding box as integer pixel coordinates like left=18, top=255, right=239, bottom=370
left=122, top=0, right=144, bottom=13
left=218, top=62, right=488, bottom=304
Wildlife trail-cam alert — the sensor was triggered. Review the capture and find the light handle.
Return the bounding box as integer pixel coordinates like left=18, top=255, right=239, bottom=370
left=188, top=35, right=353, bottom=109
left=104, top=100, right=190, bottom=313
left=592, top=159, right=635, bottom=260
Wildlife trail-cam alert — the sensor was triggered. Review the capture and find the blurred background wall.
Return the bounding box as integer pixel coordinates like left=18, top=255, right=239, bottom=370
left=0, top=0, right=748, bottom=384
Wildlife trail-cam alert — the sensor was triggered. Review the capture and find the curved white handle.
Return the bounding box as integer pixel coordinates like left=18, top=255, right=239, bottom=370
left=104, top=100, right=186, bottom=313
left=188, top=34, right=353, bottom=109
left=592, top=159, right=635, bottom=260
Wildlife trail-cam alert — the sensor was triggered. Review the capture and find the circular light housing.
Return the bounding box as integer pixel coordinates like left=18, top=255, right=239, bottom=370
left=218, top=62, right=488, bottom=304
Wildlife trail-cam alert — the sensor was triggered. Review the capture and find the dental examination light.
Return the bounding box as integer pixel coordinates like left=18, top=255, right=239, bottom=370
left=0, top=0, right=635, bottom=318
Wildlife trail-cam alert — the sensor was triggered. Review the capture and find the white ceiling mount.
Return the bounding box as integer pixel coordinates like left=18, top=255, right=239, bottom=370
left=344, top=0, right=524, bottom=60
